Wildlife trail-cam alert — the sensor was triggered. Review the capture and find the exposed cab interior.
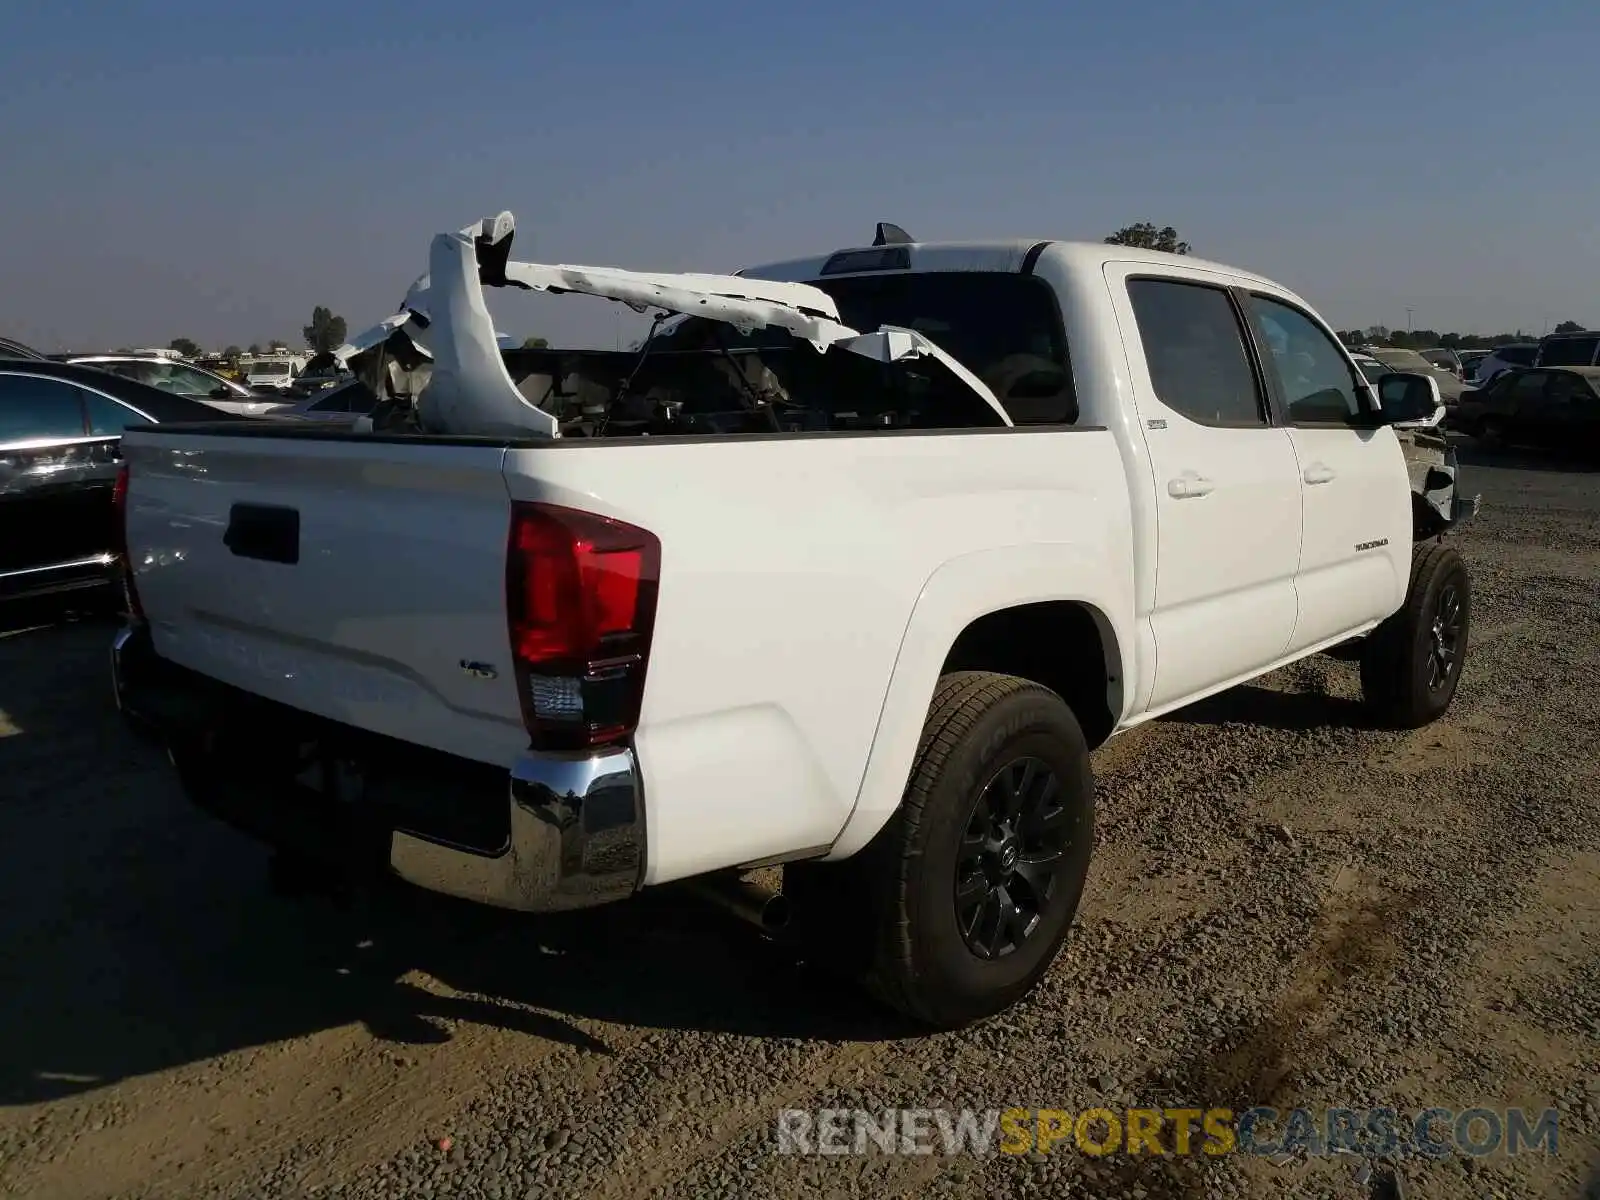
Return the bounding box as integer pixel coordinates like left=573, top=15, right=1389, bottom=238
left=336, top=213, right=1078, bottom=440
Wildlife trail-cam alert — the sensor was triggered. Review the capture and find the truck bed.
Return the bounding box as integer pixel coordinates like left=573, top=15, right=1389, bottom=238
left=121, top=417, right=1131, bottom=885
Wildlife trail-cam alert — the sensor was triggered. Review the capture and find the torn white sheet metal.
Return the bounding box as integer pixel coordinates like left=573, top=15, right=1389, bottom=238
left=414, top=230, right=559, bottom=439
left=332, top=213, right=516, bottom=364
left=392, top=209, right=1011, bottom=437
left=332, top=310, right=424, bottom=364
left=497, top=262, right=856, bottom=351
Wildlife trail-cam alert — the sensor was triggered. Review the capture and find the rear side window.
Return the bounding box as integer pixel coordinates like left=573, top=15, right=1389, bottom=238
left=1538, top=336, right=1600, bottom=367
left=1548, top=373, right=1595, bottom=403
left=94, top=361, right=149, bottom=384
left=651, top=271, right=1077, bottom=425
left=812, top=272, right=1075, bottom=424
left=1507, top=371, right=1548, bottom=403
left=1126, top=279, right=1266, bottom=427
left=0, top=374, right=88, bottom=442
left=82, top=389, right=154, bottom=434
left=1499, top=345, right=1537, bottom=367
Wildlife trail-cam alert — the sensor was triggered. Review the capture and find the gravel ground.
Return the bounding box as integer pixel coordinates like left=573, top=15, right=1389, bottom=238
left=1, top=442, right=1598, bottom=1199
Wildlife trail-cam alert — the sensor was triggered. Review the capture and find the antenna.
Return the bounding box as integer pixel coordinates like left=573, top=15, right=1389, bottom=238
left=873, top=222, right=913, bottom=247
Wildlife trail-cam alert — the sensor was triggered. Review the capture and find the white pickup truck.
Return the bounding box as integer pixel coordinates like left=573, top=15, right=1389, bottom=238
left=112, top=214, right=1476, bottom=1029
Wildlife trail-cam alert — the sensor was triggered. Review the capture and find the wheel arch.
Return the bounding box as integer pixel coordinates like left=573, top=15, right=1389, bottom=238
left=824, top=545, right=1133, bottom=862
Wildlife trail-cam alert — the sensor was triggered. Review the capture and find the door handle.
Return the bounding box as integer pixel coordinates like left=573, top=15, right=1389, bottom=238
left=1302, top=463, right=1336, bottom=485
left=1167, top=473, right=1215, bottom=499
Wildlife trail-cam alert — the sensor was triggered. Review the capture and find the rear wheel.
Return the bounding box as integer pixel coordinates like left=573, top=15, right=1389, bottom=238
left=1360, top=543, right=1470, bottom=729
left=790, top=672, right=1095, bottom=1029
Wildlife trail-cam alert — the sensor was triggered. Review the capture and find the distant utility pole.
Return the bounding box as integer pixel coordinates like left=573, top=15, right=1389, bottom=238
left=1405, top=308, right=1414, bottom=333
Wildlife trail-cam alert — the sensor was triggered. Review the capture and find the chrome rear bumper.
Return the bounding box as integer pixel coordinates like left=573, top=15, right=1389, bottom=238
left=112, top=621, right=645, bottom=913
left=388, top=746, right=645, bottom=912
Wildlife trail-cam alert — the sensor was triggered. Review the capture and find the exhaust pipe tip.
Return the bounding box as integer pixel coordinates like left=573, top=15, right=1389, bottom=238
left=757, top=892, right=793, bottom=932
left=685, top=875, right=792, bottom=933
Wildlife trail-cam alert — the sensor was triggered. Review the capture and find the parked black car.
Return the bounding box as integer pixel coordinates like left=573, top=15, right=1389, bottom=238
left=0, top=359, right=246, bottom=603
left=1453, top=366, right=1600, bottom=449
left=0, top=336, right=46, bottom=361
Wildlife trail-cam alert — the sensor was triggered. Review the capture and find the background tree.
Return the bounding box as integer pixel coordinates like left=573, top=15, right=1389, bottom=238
left=1553, top=319, right=1587, bottom=334
left=1104, top=222, right=1191, bottom=255
left=222, top=344, right=242, bottom=359
left=521, top=335, right=550, bottom=349
left=267, top=339, right=289, bottom=352
left=168, top=336, right=200, bottom=358
left=302, top=306, right=348, bottom=354
left=247, top=343, right=262, bottom=356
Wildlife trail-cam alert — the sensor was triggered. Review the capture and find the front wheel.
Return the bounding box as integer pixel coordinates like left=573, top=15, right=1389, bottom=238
left=791, top=672, right=1095, bottom=1029
left=1360, top=543, right=1471, bottom=729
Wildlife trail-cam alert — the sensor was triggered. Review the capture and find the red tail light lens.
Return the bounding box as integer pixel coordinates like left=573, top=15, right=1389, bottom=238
left=112, top=464, right=143, bottom=619
left=506, top=502, right=661, bottom=750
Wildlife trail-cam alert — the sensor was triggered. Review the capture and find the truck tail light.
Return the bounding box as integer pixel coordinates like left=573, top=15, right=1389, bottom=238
left=112, top=464, right=144, bottom=620
left=505, top=502, right=661, bottom=750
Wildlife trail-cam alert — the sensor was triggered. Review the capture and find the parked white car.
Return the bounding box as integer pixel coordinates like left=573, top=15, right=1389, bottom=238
left=1472, top=343, right=1539, bottom=386
left=111, top=213, right=1477, bottom=1028
left=69, top=355, right=291, bottom=417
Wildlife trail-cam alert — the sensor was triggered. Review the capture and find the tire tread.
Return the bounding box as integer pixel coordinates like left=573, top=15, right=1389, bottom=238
left=1360, top=541, right=1468, bottom=729
left=862, top=671, right=1064, bottom=1025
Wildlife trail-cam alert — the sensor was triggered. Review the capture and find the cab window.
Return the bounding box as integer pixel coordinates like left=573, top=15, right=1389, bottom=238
left=1126, top=278, right=1267, bottom=427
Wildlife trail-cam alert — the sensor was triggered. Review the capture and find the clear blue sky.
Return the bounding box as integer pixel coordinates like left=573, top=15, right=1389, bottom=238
left=2, top=0, right=1594, bottom=352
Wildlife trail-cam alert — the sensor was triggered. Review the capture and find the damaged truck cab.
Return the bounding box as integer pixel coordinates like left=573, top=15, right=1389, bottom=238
left=112, top=213, right=1477, bottom=1029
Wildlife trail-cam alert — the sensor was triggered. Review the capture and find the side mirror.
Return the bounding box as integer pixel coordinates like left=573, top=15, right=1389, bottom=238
left=1375, top=372, right=1441, bottom=426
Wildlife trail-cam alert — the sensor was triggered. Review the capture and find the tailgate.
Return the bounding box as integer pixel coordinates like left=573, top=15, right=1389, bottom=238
left=121, top=430, right=528, bottom=768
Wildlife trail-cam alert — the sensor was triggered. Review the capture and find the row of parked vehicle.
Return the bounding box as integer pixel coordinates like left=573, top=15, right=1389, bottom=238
left=1364, top=331, right=1600, bottom=390
left=1448, top=363, right=1600, bottom=448
left=0, top=337, right=386, bottom=604
left=1345, top=331, right=1600, bottom=451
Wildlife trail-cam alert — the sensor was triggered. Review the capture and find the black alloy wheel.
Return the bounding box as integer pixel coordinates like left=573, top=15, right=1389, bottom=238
left=1426, top=580, right=1465, bottom=693
left=955, top=755, right=1072, bottom=960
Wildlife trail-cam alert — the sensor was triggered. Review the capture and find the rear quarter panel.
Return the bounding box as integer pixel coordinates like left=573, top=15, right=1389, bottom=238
left=504, top=429, right=1135, bottom=884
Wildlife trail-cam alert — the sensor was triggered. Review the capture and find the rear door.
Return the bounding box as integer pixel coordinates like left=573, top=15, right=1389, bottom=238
left=75, top=382, right=158, bottom=555
left=1502, top=369, right=1553, bottom=437
left=0, top=374, right=108, bottom=582
left=1242, top=294, right=1411, bottom=652
left=1106, top=266, right=1303, bottom=711
left=1537, top=372, right=1597, bottom=443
